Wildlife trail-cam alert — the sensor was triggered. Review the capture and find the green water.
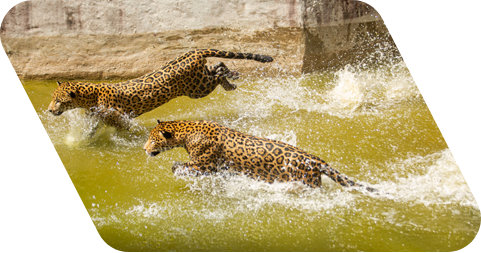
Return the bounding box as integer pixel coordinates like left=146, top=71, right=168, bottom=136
left=23, top=62, right=479, bottom=251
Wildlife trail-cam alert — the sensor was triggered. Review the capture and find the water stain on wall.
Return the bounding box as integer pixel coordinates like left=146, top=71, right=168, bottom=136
left=65, top=6, right=82, bottom=31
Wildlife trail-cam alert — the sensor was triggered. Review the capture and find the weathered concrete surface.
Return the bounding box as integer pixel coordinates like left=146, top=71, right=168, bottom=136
left=1, top=0, right=304, bottom=79
left=1, top=28, right=304, bottom=80
left=1, top=0, right=303, bottom=36
left=1, top=0, right=399, bottom=80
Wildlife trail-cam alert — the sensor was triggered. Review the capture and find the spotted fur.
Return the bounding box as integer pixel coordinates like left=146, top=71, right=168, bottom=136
left=48, top=49, right=273, bottom=128
left=144, top=120, right=377, bottom=192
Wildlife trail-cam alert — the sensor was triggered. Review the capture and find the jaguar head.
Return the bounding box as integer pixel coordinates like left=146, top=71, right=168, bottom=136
left=143, top=120, right=180, bottom=157
left=47, top=81, right=78, bottom=116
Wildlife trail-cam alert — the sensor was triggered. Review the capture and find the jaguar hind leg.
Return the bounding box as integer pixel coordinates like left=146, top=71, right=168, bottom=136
left=211, top=62, right=240, bottom=79
left=186, top=61, right=242, bottom=99
left=207, top=62, right=239, bottom=91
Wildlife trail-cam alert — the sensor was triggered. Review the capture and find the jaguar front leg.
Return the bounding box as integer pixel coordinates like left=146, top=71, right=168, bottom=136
left=94, top=107, right=132, bottom=129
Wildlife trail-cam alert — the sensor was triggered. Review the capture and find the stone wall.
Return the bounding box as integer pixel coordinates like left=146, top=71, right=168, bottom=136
left=1, top=0, right=399, bottom=80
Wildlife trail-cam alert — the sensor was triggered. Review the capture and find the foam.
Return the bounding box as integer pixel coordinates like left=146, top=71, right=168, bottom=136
left=39, top=109, right=148, bottom=149
left=226, top=61, right=419, bottom=119
left=378, top=149, right=478, bottom=208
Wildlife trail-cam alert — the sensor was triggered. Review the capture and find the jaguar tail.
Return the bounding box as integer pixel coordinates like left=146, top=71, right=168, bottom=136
left=196, top=49, right=274, bottom=63
left=320, top=163, right=378, bottom=192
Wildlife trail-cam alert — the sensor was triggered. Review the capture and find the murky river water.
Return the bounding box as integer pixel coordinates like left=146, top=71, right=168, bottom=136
left=22, top=62, right=479, bottom=251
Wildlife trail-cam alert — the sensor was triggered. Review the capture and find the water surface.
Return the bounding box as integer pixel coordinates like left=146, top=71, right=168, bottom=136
left=23, top=62, right=479, bottom=251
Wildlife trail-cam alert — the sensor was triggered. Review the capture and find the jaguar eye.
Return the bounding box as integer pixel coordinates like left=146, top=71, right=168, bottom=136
left=151, top=141, right=155, bottom=145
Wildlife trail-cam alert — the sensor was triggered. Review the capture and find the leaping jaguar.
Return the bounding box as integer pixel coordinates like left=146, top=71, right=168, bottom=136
left=48, top=49, right=273, bottom=128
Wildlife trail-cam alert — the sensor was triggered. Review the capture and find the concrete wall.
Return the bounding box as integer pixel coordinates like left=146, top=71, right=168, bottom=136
left=1, top=0, right=305, bottom=79
left=1, top=0, right=303, bottom=36
left=1, top=0, right=400, bottom=80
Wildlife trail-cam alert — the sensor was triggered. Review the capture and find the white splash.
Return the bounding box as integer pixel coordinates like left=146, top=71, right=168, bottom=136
left=39, top=108, right=148, bottom=149
left=326, top=65, right=365, bottom=113
left=229, top=61, right=419, bottom=119
left=377, top=149, right=478, bottom=208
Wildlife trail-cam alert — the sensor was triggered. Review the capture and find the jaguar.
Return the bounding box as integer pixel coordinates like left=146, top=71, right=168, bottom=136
left=47, top=49, right=273, bottom=128
left=143, top=120, right=377, bottom=192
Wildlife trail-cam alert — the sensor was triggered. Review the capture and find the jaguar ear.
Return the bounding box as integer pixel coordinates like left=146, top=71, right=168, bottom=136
left=56, top=81, right=61, bottom=86
left=161, top=131, right=173, bottom=139
left=157, top=119, right=161, bottom=124
left=68, top=91, right=76, bottom=99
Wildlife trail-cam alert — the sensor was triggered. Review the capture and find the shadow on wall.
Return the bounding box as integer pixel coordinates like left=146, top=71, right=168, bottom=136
left=302, top=0, right=481, bottom=73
